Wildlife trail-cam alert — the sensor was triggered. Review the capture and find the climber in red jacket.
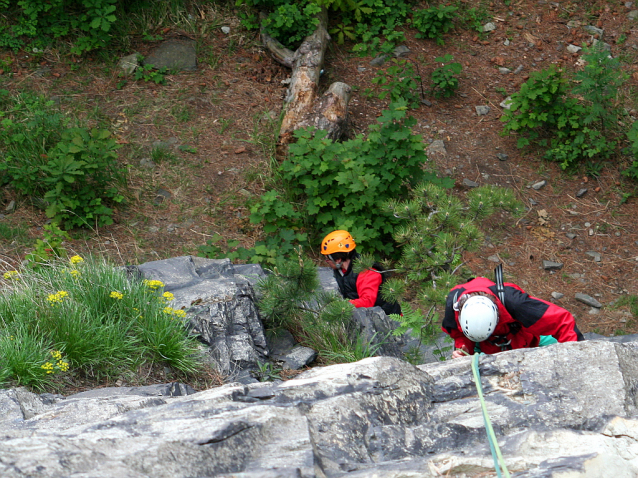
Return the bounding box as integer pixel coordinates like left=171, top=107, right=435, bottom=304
left=320, top=230, right=401, bottom=316
left=443, top=277, right=584, bottom=358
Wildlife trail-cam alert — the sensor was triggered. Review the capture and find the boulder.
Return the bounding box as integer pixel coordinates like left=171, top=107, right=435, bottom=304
left=4, top=342, right=638, bottom=477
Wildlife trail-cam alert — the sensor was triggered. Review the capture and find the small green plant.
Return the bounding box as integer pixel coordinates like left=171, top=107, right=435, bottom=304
left=430, top=54, right=462, bottom=98
left=24, top=223, right=70, bottom=269
left=252, top=361, right=283, bottom=381
left=217, top=118, right=234, bottom=134
left=133, top=61, right=168, bottom=85
left=366, top=59, right=422, bottom=108
left=411, top=4, right=457, bottom=45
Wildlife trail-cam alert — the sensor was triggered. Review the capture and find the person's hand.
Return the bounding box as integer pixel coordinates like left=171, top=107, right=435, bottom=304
left=452, top=345, right=470, bottom=359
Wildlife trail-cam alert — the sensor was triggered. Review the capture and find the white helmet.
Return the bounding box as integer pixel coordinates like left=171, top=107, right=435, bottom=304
left=459, top=295, right=499, bottom=343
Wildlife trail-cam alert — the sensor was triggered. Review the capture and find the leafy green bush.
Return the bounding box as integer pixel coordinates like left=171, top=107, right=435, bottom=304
left=411, top=4, right=457, bottom=44
left=250, top=101, right=431, bottom=256
left=365, top=59, right=422, bottom=108
left=0, top=255, right=202, bottom=390
left=0, top=90, right=126, bottom=228
left=0, top=0, right=118, bottom=54
left=237, top=0, right=321, bottom=49
left=430, top=54, right=462, bottom=98
left=502, top=45, right=628, bottom=171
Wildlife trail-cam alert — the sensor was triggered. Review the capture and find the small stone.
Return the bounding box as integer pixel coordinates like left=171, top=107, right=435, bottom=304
left=566, top=233, right=577, bottom=239
left=551, top=292, right=564, bottom=299
left=426, top=140, right=447, bottom=156
left=370, top=54, right=389, bottom=66
left=542, top=260, right=563, bottom=271
left=529, top=198, right=538, bottom=206
left=463, top=178, right=479, bottom=188
left=118, top=53, right=140, bottom=75
left=583, top=25, right=604, bottom=36
left=500, top=97, right=513, bottom=109
left=504, top=39, right=510, bottom=46
left=531, top=180, right=547, bottom=190
left=586, top=251, right=602, bottom=262
left=483, top=22, right=497, bottom=32
left=499, top=67, right=512, bottom=74
left=421, top=99, right=433, bottom=106
left=487, top=255, right=500, bottom=263
left=513, top=64, right=524, bottom=74
left=148, top=226, right=160, bottom=233
left=475, top=105, right=491, bottom=116
left=576, top=188, right=588, bottom=197
left=221, top=26, right=230, bottom=34
left=5, top=200, right=16, bottom=213
left=139, top=158, right=157, bottom=169
left=496, top=153, right=509, bottom=161
left=629, top=9, right=638, bottom=19
left=567, top=20, right=581, bottom=28
left=393, top=45, right=411, bottom=57
left=575, top=293, right=602, bottom=308
left=588, top=307, right=601, bottom=315
left=357, top=67, right=366, bottom=73
left=566, top=44, right=582, bottom=53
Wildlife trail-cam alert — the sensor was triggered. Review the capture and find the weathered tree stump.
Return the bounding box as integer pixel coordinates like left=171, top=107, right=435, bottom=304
left=260, top=9, right=352, bottom=158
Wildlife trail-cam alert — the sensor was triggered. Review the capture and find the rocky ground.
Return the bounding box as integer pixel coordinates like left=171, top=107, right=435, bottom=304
left=1, top=1, right=638, bottom=338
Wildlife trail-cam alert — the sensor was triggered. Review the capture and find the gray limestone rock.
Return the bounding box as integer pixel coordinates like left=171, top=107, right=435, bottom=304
left=351, top=307, right=404, bottom=358
left=542, top=260, right=563, bottom=271
left=463, top=178, right=479, bottom=188
left=426, top=139, right=447, bottom=156
left=6, top=344, right=638, bottom=477
left=118, top=52, right=140, bottom=75
left=144, top=39, right=197, bottom=71
left=575, top=292, right=602, bottom=308
left=281, top=346, right=317, bottom=370
left=586, top=251, right=602, bottom=262
left=475, top=105, right=491, bottom=116
left=531, top=180, right=547, bottom=190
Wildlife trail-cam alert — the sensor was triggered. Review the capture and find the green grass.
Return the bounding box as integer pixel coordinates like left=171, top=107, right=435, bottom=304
left=0, top=255, right=202, bottom=391
left=0, top=222, right=29, bottom=244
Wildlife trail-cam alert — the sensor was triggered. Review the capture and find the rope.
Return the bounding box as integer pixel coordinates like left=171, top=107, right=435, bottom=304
left=471, top=353, right=511, bottom=478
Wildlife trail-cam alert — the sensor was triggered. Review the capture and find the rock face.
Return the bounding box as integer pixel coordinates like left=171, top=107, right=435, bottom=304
left=135, top=256, right=269, bottom=381
left=3, top=341, right=638, bottom=477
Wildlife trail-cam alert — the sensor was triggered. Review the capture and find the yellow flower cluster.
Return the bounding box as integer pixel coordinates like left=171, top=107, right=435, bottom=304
left=143, top=279, right=165, bottom=290
left=110, top=291, right=124, bottom=300
left=163, top=306, right=187, bottom=319
left=69, top=255, right=84, bottom=265
left=41, top=350, right=70, bottom=374
left=66, top=269, right=81, bottom=278
left=3, top=270, right=19, bottom=280
left=47, top=291, right=69, bottom=306
left=159, top=291, right=174, bottom=303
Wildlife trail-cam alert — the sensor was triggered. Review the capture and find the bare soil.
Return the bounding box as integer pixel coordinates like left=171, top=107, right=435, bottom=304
left=2, top=1, right=638, bottom=338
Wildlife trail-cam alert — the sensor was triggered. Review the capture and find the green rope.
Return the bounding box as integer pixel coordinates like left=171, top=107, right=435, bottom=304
left=471, top=353, right=511, bottom=478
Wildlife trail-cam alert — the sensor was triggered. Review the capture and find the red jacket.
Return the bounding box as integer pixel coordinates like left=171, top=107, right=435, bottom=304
left=442, top=277, right=583, bottom=354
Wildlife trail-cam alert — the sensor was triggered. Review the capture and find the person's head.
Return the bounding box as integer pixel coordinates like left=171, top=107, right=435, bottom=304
left=320, top=230, right=356, bottom=270
left=458, top=293, right=499, bottom=342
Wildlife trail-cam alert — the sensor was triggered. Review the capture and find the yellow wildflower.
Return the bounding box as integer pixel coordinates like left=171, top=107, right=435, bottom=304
left=110, top=291, right=124, bottom=300
left=41, top=362, right=54, bottom=374
left=162, top=291, right=174, bottom=302
left=174, top=309, right=186, bottom=318
left=47, top=291, right=69, bottom=306
left=143, top=279, right=164, bottom=290
left=67, top=269, right=80, bottom=278
left=3, top=270, right=19, bottom=280
left=69, top=255, right=84, bottom=265
left=50, top=350, right=63, bottom=360
left=57, top=360, right=69, bottom=372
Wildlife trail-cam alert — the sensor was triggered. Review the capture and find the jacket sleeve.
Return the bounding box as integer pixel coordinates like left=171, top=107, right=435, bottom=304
left=504, top=287, right=579, bottom=342
left=351, top=269, right=382, bottom=308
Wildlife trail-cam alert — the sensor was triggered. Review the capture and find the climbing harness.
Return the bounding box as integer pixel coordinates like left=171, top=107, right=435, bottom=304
left=470, top=353, right=511, bottom=478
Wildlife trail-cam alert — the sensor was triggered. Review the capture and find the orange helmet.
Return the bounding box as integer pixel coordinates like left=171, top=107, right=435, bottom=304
left=320, top=230, right=356, bottom=255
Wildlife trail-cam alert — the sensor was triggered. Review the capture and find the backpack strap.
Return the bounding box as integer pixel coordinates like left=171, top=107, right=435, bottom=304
left=494, top=264, right=505, bottom=306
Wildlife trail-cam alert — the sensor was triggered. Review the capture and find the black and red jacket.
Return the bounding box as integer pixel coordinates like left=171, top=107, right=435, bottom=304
left=333, top=256, right=402, bottom=316
left=442, top=277, right=584, bottom=354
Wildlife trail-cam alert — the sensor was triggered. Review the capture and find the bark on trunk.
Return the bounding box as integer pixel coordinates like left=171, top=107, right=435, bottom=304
left=260, top=9, right=352, bottom=158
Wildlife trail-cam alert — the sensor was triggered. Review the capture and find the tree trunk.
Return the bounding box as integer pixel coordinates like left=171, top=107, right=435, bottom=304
left=260, top=9, right=352, bottom=158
